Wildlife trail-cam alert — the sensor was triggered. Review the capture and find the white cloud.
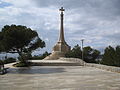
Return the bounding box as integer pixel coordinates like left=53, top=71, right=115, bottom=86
left=1, top=0, right=33, bottom=8
left=45, top=38, right=49, bottom=42
left=0, top=0, right=120, bottom=53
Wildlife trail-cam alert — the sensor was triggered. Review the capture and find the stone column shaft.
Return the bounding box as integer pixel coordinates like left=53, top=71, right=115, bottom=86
left=59, top=8, right=65, bottom=43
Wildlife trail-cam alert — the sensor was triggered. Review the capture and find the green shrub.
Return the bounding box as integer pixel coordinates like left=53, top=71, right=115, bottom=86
left=3, top=57, right=16, bottom=64
left=0, top=60, right=4, bottom=65
left=17, top=53, right=32, bottom=63
left=13, top=62, right=29, bottom=67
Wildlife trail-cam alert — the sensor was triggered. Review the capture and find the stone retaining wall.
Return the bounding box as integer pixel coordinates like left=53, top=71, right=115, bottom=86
left=86, top=63, right=120, bottom=73
left=60, top=57, right=120, bottom=73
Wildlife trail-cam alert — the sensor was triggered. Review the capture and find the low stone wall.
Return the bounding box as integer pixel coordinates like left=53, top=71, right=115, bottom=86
left=86, top=63, right=120, bottom=73
left=59, top=57, right=85, bottom=66
left=60, top=57, right=120, bottom=73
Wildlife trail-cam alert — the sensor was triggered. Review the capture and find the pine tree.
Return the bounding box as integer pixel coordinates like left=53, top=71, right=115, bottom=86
left=101, top=46, right=120, bottom=67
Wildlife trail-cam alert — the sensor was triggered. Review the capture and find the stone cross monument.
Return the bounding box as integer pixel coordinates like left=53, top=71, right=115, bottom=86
left=44, top=7, right=71, bottom=60
left=59, top=7, right=65, bottom=43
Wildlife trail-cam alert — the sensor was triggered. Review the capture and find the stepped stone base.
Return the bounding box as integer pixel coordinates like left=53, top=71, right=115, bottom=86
left=30, top=61, right=81, bottom=66
left=29, top=58, right=85, bottom=66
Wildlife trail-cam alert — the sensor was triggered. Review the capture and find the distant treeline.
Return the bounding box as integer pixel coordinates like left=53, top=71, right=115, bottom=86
left=65, top=45, right=120, bottom=67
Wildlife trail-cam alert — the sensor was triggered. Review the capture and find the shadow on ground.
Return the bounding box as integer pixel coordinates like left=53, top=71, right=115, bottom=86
left=8, top=66, right=66, bottom=74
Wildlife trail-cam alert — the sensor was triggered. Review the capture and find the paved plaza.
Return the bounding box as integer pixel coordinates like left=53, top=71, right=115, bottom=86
left=0, top=64, right=120, bottom=90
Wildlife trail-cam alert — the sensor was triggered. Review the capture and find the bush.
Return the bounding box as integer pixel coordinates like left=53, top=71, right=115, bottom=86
left=13, top=62, right=29, bottom=67
left=3, top=57, right=16, bottom=64
left=18, top=53, right=32, bottom=63
left=0, top=60, right=4, bottom=65
left=14, top=53, right=32, bottom=67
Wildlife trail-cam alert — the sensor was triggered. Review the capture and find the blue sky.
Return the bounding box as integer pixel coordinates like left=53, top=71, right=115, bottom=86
left=0, top=0, right=120, bottom=55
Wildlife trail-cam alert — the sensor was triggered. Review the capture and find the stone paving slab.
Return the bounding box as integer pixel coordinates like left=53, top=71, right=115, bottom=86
left=0, top=64, right=120, bottom=90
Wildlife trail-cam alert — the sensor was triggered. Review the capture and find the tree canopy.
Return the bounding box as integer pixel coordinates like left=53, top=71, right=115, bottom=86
left=65, top=45, right=100, bottom=63
left=83, top=46, right=100, bottom=63
left=0, top=25, right=45, bottom=62
left=101, top=46, right=120, bottom=67
left=65, top=44, right=82, bottom=59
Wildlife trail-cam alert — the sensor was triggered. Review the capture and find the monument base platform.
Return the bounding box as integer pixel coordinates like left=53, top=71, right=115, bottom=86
left=29, top=58, right=85, bottom=66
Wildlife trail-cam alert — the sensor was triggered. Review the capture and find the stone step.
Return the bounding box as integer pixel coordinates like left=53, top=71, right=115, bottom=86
left=29, top=60, right=82, bottom=66
left=30, top=62, right=81, bottom=66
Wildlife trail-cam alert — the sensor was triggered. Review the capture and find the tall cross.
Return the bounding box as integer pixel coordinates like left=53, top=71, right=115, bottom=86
left=58, top=7, right=65, bottom=43
left=59, top=7, right=65, bottom=12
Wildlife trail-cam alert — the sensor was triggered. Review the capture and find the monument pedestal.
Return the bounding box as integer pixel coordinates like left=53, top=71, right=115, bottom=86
left=44, top=41, right=70, bottom=60
left=44, top=7, right=71, bottom=60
